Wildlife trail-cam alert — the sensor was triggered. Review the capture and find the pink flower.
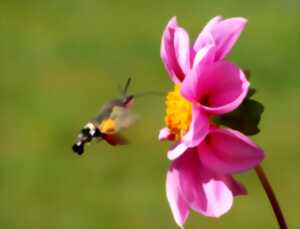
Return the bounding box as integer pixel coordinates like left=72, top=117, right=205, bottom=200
left=160, top=16, right=265, bottom=227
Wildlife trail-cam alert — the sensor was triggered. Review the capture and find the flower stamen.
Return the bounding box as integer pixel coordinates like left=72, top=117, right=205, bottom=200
left=165, top=85, right=192, bottom=140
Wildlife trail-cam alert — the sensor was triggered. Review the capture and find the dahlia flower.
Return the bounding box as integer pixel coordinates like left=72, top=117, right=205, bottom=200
left=159, top=16, right=265, bottom=227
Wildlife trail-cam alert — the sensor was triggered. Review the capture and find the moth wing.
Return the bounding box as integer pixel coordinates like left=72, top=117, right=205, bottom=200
left=102, top=134, right=129, bottom=146
left=109, top=106, right=137, bottom=131
left=98, top=106, right=137, bottom=134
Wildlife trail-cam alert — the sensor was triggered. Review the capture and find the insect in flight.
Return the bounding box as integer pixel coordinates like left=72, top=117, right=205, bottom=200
left=72, top=78, right=137, bottom=155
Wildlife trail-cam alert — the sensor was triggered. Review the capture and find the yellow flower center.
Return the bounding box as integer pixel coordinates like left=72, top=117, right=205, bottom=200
left=165, top=84, right=192, bottom=140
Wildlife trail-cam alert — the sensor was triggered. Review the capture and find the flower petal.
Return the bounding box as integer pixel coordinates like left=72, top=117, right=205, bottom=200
left=174, top=27, right=190, bottom=75
left=200, top=171, right=233, bottom=217
left=167, top=106, right=209, bottom=160
left=210, top=17, right=247, bottom=61
left=193, top=16, right=223, bottom=51
left=159, top=128, right=174, bottom=141
left=224, top=176, right=247, bottom=196
left=161, top=17, right=189, bottom=83
left=196, top=61, right=249, bottom=115
left=192, top=38, right=215, bottom=69
left=198, top=127, right=265, bottom=174
left=182, top=105, right=209, bottom=147
left=166, top=162, right=190, bottom=227
left=181, top=43, right=215, bottom=102
left=173, top=149, right=233, bottom=218
left=168, top=141, right=189, bottom=160
left=194, top=17, right=247, bottom=61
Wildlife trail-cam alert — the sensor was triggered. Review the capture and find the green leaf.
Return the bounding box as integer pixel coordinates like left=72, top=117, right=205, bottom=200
left=213, top=99, right=264, bottom=136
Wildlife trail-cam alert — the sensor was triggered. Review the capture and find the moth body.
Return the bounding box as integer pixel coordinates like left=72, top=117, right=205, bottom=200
left=72, top=78, right=135, bottom=155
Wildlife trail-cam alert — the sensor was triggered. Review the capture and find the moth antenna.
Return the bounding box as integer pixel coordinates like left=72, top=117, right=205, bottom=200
left=123, top=77, right=132, bottom=96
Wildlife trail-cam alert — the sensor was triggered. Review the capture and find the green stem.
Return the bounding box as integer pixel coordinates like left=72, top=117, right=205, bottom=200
left=255, top=165, right=288, bottom=229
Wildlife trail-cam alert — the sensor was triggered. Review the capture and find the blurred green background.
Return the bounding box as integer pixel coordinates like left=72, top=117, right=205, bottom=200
left=0, top=0, right=299, bottom=228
